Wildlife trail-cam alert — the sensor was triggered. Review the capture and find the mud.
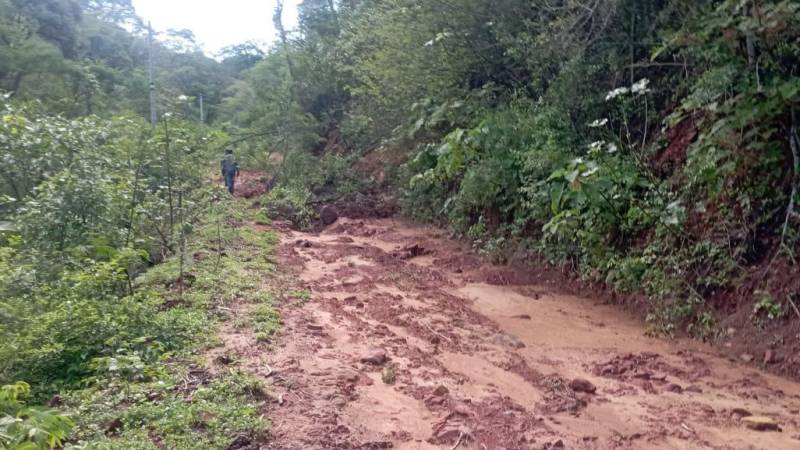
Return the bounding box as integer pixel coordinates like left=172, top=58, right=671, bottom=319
left=221, top=216, right=800, bottom=449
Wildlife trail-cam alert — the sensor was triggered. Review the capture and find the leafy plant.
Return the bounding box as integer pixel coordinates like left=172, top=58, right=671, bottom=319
left=753, top=291, right=783, bottom=320
left=0, top=382, right=73, bottom=450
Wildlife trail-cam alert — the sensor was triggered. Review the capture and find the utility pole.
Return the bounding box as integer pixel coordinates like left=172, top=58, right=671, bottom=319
left=147, top=21, right=157, bottom=128
left=199, top=93, right=205, bottom=124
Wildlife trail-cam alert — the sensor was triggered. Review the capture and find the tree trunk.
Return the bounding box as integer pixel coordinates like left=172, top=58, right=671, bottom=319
left=274, top=0, right=298, bottom=100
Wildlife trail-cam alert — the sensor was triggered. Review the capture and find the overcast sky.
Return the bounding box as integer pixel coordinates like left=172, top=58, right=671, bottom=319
left=131, top=0, right=301, bottom=55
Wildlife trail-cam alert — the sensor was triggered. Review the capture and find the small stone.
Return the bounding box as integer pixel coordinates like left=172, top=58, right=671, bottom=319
left=453, top=404, right=472, bottom=416
left=343, top=372, right=359, bottom=383
left=228, top=435, right=253, bottom=450
left=731, top=408, right=753, bottom=417
left=742, top=415, right=780, bottom=431
left=360, top=348, right=387, bottom=365
left=665, top=383, right=683, bottom=393
left=569, top=378, right=597, bottom=394
left=727, top=327, right=736, bottom=336
left=342, top=275, right=364, bottom=286
left=491, top=332, right=525, bottom=349
left=425, top=395, right=446, bottom=406
left=320, top=205, right=339, bottom=225
left=740, top=353, right=754, bottom=363
left=432, top=385, right=449, bottom=397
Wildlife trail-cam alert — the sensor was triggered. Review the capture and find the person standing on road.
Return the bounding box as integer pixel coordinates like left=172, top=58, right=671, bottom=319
left=221, top=148, right=240, bottom=194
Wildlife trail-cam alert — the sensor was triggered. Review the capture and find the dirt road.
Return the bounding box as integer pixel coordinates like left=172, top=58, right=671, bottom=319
left=222, top=215, right=800, bottom=449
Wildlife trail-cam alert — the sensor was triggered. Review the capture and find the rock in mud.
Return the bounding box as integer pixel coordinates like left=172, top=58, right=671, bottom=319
left=393, top=243, right=430, bottom=260
left=740, top=353, right=754, bottom=363
left=342, top=275, right=364, bottom=286
left=360, top=348, right=387, bottom=365
left=359, top=441, right=393, bottom=448
left=432, top=385, right=449, bottom=397
left=491, top=332, right=525, bottom=349
left=320, top=205, right=339, bottom=225
left=731, top=408, right=753, bottom=418
left=569, top=378, right=597, bottom=394
left=763, top=350, right=782, bottom=365
left=453, top=403, right=472, bottom=416
left=665, top=383, right=683, bottom=393
left=742, top=415, right=780, bottom=431
left=227, top=434, right=254, bottom=450
left=382, top=365, right=396, bottom=384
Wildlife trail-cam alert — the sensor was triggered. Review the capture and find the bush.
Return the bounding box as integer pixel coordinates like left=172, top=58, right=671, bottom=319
left=0, top=381, right=73, bottom=450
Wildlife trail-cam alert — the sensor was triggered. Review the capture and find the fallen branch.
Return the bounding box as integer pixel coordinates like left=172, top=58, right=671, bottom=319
left=424, top=322, right=453, bottom=344
left=450, top=432, right=466, bottom=450
left=780, top=111, right=800, bottom=252
left=788, top=295, right=800, bottom=321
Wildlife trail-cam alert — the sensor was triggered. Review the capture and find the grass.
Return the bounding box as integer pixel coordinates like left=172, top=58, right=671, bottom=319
left=63, top=191, right=281, bottom=449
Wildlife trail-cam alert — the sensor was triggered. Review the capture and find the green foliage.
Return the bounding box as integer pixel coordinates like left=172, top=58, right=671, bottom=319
left=0, top=381, right=73, bottom=450
left=753, top=291, right=783, bottom=321
left=263, top=185, right=316, bottom=230
left=0, top=0, right=238, bottom=119
left=251, top=303, right=281, bottom=343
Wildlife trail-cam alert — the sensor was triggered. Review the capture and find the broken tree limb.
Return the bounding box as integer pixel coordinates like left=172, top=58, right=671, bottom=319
left=787, top=295, right=800, bottom=321
left=779, top=112, right=800, bottom=252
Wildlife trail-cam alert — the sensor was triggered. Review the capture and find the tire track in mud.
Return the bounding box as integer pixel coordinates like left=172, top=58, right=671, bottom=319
left=223, top=217, right=800, bottom=449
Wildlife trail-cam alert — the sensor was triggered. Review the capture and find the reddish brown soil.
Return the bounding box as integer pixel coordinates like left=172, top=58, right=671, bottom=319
left=214, top=216, right=800, bottom=449
left=224, top=170, right=269, bottom=199
left=656, top=117, right=697, bottom=169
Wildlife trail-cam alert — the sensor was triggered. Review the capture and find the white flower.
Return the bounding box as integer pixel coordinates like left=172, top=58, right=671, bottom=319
left=588, top=118, right=608, bottom=128
left=605, top=87, right=630, bottom=101
left=606, top=143, right=618, bottom=154
left=631, top=78, right=651, bottom=95
left=424, top=32, right=452, bottom=47
left=588, top=141, right=605, bottom=152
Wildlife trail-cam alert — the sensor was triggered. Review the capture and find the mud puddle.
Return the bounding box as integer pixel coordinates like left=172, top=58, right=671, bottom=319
left=239, top=217, right=800, bottom=449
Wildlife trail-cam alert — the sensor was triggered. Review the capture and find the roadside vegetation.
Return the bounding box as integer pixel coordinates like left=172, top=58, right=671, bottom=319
left=234, top=0, right=800, bottom=342
left=0, top=96, right=279, bottom=448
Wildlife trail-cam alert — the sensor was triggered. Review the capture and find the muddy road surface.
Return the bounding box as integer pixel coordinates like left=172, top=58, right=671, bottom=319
left=231, top=217, right=800, bottom=449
